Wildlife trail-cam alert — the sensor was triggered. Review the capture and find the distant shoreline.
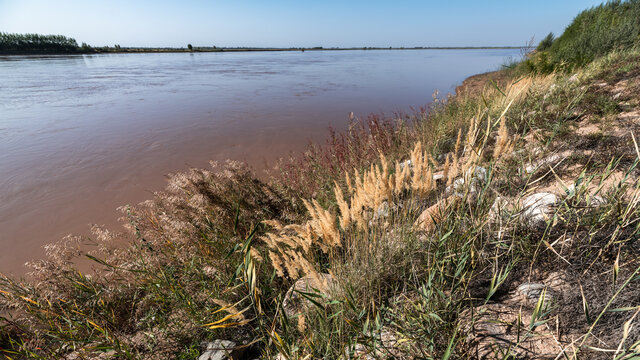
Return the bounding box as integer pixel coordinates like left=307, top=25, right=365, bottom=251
left=0, top=46, right=523, bottom=56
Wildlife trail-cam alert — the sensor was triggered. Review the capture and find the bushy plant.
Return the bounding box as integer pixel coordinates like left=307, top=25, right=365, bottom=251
left=536, top=32, right=555, bottom=51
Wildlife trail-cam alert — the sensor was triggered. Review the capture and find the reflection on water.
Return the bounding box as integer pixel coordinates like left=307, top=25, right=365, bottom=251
left=0, top=49, right=520, bottom=274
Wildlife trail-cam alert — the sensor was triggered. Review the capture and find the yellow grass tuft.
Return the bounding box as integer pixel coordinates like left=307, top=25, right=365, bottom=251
left=493, top=116, right=514, bottom=159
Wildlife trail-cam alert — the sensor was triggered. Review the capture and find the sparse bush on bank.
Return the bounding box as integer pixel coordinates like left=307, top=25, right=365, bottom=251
left=536, top=32, right=555, bottom=52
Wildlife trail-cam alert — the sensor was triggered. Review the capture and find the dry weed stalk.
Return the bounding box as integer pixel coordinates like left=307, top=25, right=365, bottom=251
left=493, top=115, right=514, bottom=159
left=448, top=129, right=463, bottom=186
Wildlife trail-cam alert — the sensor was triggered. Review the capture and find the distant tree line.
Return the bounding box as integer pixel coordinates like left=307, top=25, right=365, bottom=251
left=0, top=32, right=80, bottom=54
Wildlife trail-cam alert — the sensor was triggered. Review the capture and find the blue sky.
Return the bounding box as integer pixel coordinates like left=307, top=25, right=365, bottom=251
left=0, top=0, right=604, bottom=48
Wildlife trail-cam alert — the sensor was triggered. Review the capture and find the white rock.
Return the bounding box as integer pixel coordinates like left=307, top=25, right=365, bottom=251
left=374, top=201, right=390, bottom=220
left=517, top=283, right=555, bottom=311
left=199, top=340, right=238, bottom=360
left=399, top=159, right=412, bottom=170
left=432, top=173, right=445, bottom=183
left=445, top=166, right=487, bottom=197
left=564, top=183, right=577, bottom=196
left=524, top=153, right=562, bottom=174
left=564, top=184, right=606, bottom=206
left=488, top=196, right=510, bottom=222
left=461, top=278, right=565, bottom=359
left=517, top=283, right=552, bottom=302
left=346, top=328, right=407, bottom=359
left=468, top=166, right=487, bottom=183
left=590, top=195, right=606, bottom=206
left=347, top=343, right=375, bottom=360
left=446, top=177, right=465, bottom=194
left=544, top=84, right=557, bottom=100
left=283, top=273, right=336, bottom=317
left=521, top=192, right=557, bottom=225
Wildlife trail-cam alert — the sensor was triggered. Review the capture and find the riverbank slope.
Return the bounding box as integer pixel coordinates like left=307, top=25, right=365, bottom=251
left=1, top=47, right=639, bottom=359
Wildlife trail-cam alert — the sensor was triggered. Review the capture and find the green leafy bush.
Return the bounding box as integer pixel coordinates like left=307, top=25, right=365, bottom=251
left=537, top=32, right=555, bottom=51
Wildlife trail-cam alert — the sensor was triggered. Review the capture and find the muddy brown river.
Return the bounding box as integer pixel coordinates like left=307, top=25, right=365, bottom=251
left=0, top=49, right=520, bottom=274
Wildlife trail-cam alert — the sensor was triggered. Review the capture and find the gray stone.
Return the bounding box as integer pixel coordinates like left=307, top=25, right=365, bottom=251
left=446, top=178, right=465, bottom=196
left=524, top=153, right=562, bottom=174
left=199, top=340, right=241, bottom=360
left=564, top=183, right=577, bottom=196
left=543, top=84, right=557, bottom=100
left=521, top=192, right=557, bottom=225
left=488, top=196, right=511, bottom=222
left=437, top=153, right=451, bottom=163
left=373, top=201, right=390, bottom=220
left=346, top=328, right=410, bottom=359
left=445, top=166, right=487, bottom=197
left=347, top=343, right=375, bottom=360
left=590, top=195, right=606, bottom=206
left=283, top=273, right=336, bottom=317
left=399, top=159, right=412, bottom=170
left=460, top=273, right=572, bottom=359
left=517, top=283, right=554, bottom=307
left=468, top=165, right=487, bottom=183
left=564, top=184, right=607, bottom=206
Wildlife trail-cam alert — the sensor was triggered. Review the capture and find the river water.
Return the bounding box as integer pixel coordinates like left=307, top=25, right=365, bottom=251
left=0, top=49, right=520, bottom=274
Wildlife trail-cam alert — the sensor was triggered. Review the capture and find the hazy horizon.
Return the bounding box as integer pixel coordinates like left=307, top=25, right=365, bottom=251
left=0, top=0, right=603, bottom=48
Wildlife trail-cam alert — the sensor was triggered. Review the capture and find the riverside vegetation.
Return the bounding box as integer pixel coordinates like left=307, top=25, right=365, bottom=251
left=3, top=1, right=640, bottom=359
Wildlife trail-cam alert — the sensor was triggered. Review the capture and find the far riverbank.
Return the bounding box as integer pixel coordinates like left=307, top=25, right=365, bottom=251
left=0, top=45, right=522, bottom=56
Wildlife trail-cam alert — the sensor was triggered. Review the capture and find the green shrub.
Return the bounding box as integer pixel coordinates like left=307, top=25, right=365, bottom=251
left=537, top=32, right=555, bottom=51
